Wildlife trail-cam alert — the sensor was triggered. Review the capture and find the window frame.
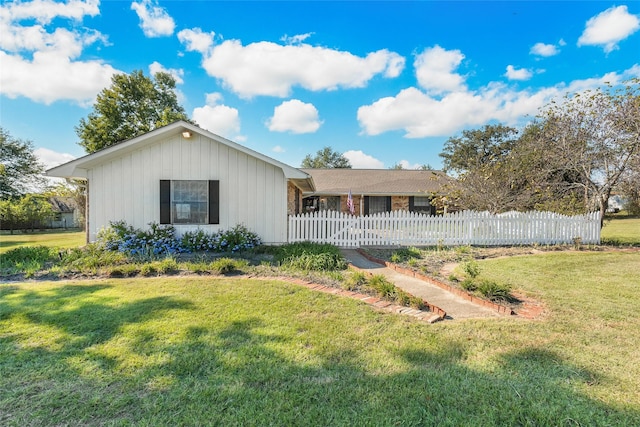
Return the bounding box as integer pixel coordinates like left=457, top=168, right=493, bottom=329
left=160, top=180, right=219, bottom=225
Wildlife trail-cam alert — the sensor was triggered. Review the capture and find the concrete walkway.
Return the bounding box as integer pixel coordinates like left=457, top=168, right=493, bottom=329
left=340, top=249, right=502, bottom=320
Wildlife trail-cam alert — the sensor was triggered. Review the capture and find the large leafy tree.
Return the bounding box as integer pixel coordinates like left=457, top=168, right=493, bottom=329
left=533, top=80, right=640, bottom=221
left=0, top=128, right=45, bottom=199
left=76, top=70, right=190, bottom=153
left=301, top=146, right=352, bottom=168
left=440, top=124, right=519, bottom=175
left=439, top=124, right=524, bottom=212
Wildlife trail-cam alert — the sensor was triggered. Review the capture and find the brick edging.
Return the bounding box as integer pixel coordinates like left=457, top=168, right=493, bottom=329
left=356, top=249, right=515, bottom=316
left=242, top=275, right=444, bottom=324
left=348, top=264, right=447, bottom=320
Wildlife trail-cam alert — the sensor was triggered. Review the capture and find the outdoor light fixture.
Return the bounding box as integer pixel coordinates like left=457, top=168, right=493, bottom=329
left=182, top=131, right=192, bottom=138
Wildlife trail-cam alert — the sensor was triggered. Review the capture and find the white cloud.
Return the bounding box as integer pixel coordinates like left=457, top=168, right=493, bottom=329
left=0, top=0, right=100, bottom=24
left=504, top=65, right=533, bottom=81
left=267, top=99, right=322, bottom=134
left=357, top=45, right=640, bottom=139
left=35, top=147, right=76, bottom=169
left=149, top=61, right=183, bottom=84
left=191, top=38, right=404, bottom=98
left=272, top=145, right=285, bottom=153
left=0, top=0, right=118, bottom=105
left=530, top=42, right=559, bottom=57
left=414, top=45, right=466, bottom=95
left=396, top=160, right=423, bottom=170
left=192, top=92, right=241, bottom=139
left=177, top=28, right=215, bottom=54
left=578, top=5, right=640, bottom=53
left=1, top=50, right=117, bottom=105
left=280, top=33, right=313, bottom=45
left=130, top=0, right=175, bottom=38
left=343, top=150, right=384, bottom=169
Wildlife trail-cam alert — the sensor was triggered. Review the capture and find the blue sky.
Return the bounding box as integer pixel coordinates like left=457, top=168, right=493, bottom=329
left=1, top=1, right=639, bottom=171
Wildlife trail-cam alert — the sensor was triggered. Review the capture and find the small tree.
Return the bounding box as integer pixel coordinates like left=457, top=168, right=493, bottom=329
left=76, top=70, right=190, bottom=154
left=0, top=128, right=46, bottom=199
left=301, top=147, right=352, bottom=168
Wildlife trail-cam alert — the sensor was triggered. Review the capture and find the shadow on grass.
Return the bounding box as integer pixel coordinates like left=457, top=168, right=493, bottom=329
left=1, top=284, right=638, bottom=426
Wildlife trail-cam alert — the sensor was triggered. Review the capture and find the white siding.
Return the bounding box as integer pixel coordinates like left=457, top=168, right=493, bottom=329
left=87, top=133, right=288, bottom=243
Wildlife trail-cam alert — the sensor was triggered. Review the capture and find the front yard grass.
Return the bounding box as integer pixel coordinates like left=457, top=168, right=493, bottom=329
left=601, top=216, right=640, bottom=246
left=0, top=229, right=85, bottom=254
left=2, top=226, right=640, bottom=424
left=2, top=250, right=640, bottom=425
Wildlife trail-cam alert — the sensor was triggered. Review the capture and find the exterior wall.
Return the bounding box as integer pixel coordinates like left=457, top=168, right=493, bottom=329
left=339, top=194, right=363, bottom=216
left=286, top=182, right=302, bottom=216
left=49, top=212, right=78, bottom=229
left=86, top=133, right=288, bottom=244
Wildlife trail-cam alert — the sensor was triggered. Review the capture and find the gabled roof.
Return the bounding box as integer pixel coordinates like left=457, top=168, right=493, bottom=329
left=46, top=121, right=314, bottom=191
left=48, top=196, right=77, bottom=213
left=300, top=168, right=452, bottom=196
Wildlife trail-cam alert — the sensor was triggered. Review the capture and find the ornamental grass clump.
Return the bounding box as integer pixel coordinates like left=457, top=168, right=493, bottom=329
left=0, top=246, right=56, bottom=277
left=276, top=242, right=347, bottom=271
left=210, top=257, right=248, bottom=274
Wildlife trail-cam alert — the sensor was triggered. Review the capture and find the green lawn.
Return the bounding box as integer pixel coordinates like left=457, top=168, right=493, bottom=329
left=601, top=217, right=640, bottom=245
left=0, top=229, right=85, bottom=254
left=2, top=250, right=640, bottom=425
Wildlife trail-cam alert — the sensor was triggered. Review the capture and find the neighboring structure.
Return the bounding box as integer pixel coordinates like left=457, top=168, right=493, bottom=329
left=47, top=196, right=81, bottom=229
left=295, top=169, right=452, bottom=216
left=47, top=121, right=313, bottom=244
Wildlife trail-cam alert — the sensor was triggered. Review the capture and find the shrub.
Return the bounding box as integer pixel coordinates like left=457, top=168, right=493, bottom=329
left=181, top=225, right=261, bottom=253
left=282, top=252, right=347, bottom=271
left=98, top=221, right=261, bottom=256
left=97, top=221, right=181, bottom=257
left=156, top=257, right=180, bottom=275
left=367, top=274, right=396, bottom=298
left=139, top=263, right=158, bottom=277
left=342, top=271, right=368, bottom=291
left=210, top=257, right=248, bottom=274
left=277, top=242, right=347, bottom=271
left=477, top=279, right=512, bottom=301
left=460, top=278, right=477, bottom=292
left=60, top=245, right=129, bottom=273
left=390, top=247, right=422, bottom=263
left=461, top=260, right=481, bottom=279
left=107, top=264, right=140, bottom=278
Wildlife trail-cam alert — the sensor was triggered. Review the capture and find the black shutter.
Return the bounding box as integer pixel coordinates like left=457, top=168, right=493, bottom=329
left=160, top=180, right=171, bottom=224
left=386, top=196, right=392, bottom=212
left=208, top=180, right=219, bottom=224
left=409, top=196, right=415, bottom=212
left=363, top=196, right=369, bottom=215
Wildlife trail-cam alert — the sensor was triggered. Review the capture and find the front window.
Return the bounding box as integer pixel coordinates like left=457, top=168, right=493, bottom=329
left=172, top=180, right=208, bottom=224
left=368, top=196, right=388, bottom=214
left=319, top=196, right=340, bottom=212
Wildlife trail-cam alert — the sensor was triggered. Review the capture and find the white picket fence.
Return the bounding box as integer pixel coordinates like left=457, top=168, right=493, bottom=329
left=287, top=210, right=601, bottom=247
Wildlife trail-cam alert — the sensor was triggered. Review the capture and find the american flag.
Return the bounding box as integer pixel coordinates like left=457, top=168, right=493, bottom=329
left=347, top=189, right=355, bottom=215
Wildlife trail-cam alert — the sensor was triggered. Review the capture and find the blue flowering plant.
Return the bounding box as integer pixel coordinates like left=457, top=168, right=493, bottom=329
left=97, top=221, right=182, bottom=258
left=181, top=224, right=261, bottom=253
left=97, top=221, right=262, bottom=256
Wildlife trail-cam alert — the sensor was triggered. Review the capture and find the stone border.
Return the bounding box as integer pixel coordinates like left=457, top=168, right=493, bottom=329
left=356, top=249, right=515, bottom=316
